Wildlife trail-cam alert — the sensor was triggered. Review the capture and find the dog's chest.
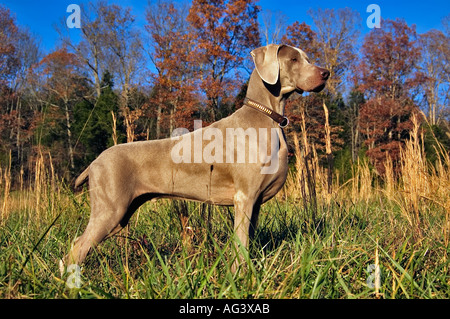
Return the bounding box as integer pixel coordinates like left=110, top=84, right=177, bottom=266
left=260, top=146, right=289, bottom=202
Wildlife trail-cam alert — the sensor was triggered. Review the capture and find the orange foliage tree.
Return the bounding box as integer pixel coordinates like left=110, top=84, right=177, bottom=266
left=0, top=5, right=19, bottom=157
left=356, top=19, right=423, bottom=175
left=146, top=1, right=199, bottom=137
left=0, top=5, right=19, bottom=85
left=37, top=48, right=88, bottom=172
left=1, top=5, right=41, bottom=176
left=187, top=0, right=260, bottom=121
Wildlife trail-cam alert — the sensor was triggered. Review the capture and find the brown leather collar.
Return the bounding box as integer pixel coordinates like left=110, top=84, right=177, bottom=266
left=243, top=97, right=289, bottom=128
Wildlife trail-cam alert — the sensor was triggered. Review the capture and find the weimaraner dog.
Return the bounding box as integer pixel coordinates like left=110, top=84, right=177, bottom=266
left=60, top=44, right=329, bottom=274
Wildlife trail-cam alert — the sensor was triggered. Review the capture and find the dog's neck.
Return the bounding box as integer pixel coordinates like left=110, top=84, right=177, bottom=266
left=245, top=70, right=294, bottom=116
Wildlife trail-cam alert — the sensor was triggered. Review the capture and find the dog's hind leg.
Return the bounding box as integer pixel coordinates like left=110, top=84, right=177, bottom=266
left=59, top=191, right=156, bottom=276
left=60, top=204, right=129, bottom=273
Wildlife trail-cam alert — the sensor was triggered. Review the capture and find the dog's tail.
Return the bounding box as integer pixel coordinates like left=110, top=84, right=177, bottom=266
left=74, top=166, right=90, bottom=188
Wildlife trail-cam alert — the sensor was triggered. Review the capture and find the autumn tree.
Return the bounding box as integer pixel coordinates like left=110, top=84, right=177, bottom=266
left=307, top=7, right=361, bottom=96
left=145, top=0, right=199, bottom=138
left=57, top=1, right=105, bottom=98
left=0, top=5, right=19, bottom=86
left=98, top=3, right=143, bottom=108
left=0, top=5, right=41, bottom=179
left=101, top=3, right=144, bottom=141
left=281, top=21, right=320, bottom=62
left=0, top=5, right=21, bottom=161
left=187, top=0, right=260, bottom=121
left=260, top=10, right=288, bottom=45
left=356, top=19, right=423, bottom=175
left=418, top=29, right=449, bottom=126
left=58, top=1, right=144, bottom=142
left=37, top=48, right=88, bottom=174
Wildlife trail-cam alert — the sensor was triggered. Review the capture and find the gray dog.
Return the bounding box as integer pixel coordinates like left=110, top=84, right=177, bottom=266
left=60, top=44, right=329, bottom=274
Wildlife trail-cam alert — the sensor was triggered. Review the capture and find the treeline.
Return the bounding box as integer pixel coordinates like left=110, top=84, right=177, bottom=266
left=0, top=0, right=449, bottom=186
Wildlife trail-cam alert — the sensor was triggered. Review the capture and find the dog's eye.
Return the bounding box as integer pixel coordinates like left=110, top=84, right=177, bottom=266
left=291, top=58, right=298, bottom=62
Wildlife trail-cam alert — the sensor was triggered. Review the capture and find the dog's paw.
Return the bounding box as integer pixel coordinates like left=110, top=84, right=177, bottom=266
left=59, top=259, right=65, bottom=277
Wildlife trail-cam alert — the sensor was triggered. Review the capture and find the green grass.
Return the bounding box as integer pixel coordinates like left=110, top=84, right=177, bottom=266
left=1, top=183, right=448, bottom=299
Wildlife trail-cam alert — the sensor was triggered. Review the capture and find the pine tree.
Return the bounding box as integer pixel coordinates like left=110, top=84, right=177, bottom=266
left=73, top=71, right=121, bottom=168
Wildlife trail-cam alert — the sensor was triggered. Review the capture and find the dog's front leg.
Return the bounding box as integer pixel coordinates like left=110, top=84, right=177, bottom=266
left=232, top=190, right=258, bottom=273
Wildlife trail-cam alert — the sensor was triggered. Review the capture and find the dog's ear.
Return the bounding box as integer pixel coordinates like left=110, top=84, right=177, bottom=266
left=250, top=44, right=283, bottom=85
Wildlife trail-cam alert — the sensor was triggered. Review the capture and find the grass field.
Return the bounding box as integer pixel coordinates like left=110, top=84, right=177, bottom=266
left=1, top=122, right=449, bottom=299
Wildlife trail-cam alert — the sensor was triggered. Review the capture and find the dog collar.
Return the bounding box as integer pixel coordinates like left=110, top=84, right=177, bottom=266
left=243, top=97, right=289, bottom=128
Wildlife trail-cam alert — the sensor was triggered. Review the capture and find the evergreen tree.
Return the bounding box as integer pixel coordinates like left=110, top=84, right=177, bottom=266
left=73, top=71, right=122, bottom=169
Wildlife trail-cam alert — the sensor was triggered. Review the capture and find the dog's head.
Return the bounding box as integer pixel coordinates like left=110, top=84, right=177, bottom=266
left=251, top=44, right=329, bottom=94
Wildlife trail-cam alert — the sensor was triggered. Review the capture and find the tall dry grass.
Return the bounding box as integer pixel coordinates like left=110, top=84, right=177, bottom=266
left=1, top=151, right=12, bottom=223
left=283, top=109, right=449, bottom=248
left=286, top=103, right=345, bottom=207
left=389, top=114, right=449, bottom=243
left=0, top=147, right=62, bottom=226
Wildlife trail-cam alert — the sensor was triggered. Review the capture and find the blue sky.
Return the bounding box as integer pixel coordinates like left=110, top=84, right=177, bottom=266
left=2, top=0, right=449, bottom=53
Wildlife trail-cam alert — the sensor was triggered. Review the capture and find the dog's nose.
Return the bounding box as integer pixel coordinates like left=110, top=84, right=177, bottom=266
left=320, top=69, right=330, bottom=80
